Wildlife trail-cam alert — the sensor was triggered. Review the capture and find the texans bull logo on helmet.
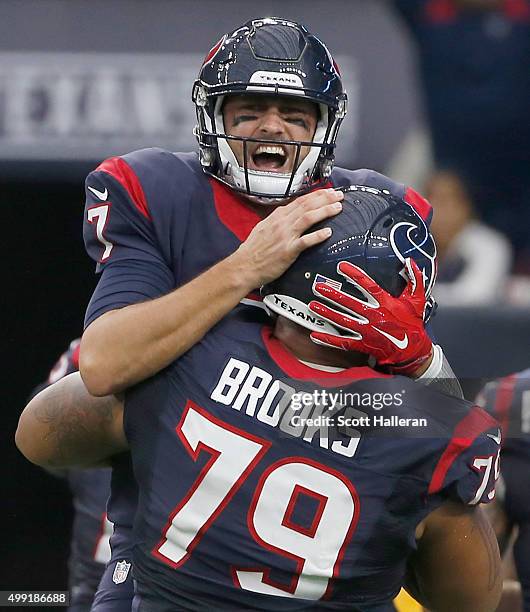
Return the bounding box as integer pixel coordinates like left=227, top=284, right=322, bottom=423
left=389, top=212, right=437, bottom=301
left=262, top=185, right=438, bottom=334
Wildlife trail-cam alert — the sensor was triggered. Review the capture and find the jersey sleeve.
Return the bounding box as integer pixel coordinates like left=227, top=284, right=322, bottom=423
left=428, top=406, right=501, bottom=506
left=332, top=167, right=433, bottom=225
left=83, top=149, right=189, bottom=327
left=27, top=338, right=81, bottom=400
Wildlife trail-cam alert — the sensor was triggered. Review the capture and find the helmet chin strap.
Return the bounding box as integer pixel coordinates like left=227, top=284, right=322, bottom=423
left=241, top=193, right=292, bottom=206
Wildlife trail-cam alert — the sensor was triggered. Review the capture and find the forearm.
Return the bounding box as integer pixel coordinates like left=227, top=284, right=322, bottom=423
left=81, top=252, right=255, bottom=396
left=16, top=373, right=125, bottom=469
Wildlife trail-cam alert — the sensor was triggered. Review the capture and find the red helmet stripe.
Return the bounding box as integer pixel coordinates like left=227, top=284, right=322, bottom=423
left=203, top=37, right=225, bottom=65
left=428, top=406, right=499, bottom=495
left=404, top=187, right=432, bottom=222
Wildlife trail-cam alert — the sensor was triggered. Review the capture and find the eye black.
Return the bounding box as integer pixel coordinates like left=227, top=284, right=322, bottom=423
left=233, top=115, right=256, bottom=126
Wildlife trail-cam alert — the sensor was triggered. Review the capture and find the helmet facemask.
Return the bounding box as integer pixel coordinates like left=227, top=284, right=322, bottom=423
left=194, top=89, right=346, bottom=202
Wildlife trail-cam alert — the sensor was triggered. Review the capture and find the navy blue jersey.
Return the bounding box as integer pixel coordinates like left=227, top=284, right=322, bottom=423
left=124, top=310, right=499, bottom=611
left=30, top=341, right=112, bottom=610
left=83, top=149, right=432, bottom=329
left=478, top=370, right=530, bottom=612
left=478, top=370, right=530, bottom=468
left=106, top=451, right=137, bottom=563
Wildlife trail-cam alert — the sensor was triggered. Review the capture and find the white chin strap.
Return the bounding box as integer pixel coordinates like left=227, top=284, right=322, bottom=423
left=212, top=97, right=328, bottom=201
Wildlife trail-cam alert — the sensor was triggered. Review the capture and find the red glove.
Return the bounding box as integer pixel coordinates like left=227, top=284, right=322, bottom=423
left=308, top=259, right=433, bottom=375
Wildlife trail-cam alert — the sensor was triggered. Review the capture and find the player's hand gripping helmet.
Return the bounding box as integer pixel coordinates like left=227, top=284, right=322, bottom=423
left=192, top=17, right=347, bottom=202
left=262, top=186, right=437, bottom=337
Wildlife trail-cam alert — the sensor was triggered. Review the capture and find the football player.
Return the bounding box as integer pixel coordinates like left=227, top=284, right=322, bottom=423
left=78, top=17, right=459, bottom=608
left=477, top=371, right=530, bottom=612
left=27, top=340, right=117, bottom=612
left=18, top=189, right=501, bottom=611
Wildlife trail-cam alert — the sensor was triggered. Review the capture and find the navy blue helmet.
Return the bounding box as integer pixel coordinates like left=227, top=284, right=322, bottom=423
left=262, top=185, right=437, bottom=333
left=192, top=17, right=347, bottom=201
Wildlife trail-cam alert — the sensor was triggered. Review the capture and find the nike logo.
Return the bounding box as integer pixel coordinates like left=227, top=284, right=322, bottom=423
left=88, top=185, right=108, bottom=201
left=487, top=429, right=502, bottom=445
left=372, top=327, right=409, bottom=350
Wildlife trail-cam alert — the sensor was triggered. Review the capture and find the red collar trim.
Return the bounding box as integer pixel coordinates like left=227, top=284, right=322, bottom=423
left=209, top=178, right=263, bottom=241
left=245, top=291, right=262, bottom=301
left=209, top=178, right=334, bottom=242
left=261, top=327, right=390, bottom=387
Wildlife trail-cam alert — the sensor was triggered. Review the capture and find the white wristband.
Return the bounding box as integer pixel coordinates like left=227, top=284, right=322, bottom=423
left=416, top=344, right=444, bottom=381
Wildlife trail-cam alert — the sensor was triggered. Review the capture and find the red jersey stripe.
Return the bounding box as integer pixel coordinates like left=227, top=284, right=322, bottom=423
left=96, top=157, right=151, bottom=220
left=209, top=178, right=262, bottom=241
left=428, top=406, right=498, bottom=495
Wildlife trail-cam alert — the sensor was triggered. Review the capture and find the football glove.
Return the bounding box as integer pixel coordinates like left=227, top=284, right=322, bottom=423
left=308, top=258, right=433, bottom=376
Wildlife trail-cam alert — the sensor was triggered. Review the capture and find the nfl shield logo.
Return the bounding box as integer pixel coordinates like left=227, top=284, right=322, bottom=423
left=112, top=560, right=131, bottom=584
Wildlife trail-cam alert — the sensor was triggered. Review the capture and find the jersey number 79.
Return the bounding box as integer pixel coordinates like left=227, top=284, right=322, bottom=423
left=154, top=401, right=359, bottom=600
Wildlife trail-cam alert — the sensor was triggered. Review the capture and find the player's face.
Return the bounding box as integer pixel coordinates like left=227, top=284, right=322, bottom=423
left=222, top=95, right=318, bottom=174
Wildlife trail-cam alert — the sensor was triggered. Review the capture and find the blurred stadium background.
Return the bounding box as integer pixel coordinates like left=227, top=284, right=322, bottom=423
left=3, top=0, right=530, bottom=604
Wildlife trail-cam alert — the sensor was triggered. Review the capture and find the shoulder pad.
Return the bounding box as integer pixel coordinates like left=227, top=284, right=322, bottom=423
left=428, top=406, right=501, bottom=505
left=332, top=167, right=432, bottom=223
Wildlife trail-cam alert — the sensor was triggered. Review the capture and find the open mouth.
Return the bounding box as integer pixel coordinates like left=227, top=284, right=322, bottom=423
left=250, top=144, right=289, bottom=172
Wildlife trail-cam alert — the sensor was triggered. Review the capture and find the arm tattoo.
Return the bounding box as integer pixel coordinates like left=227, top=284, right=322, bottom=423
left=473, top=508, right=502, bottom=591
left=33, top=377, right=118, bottom=467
